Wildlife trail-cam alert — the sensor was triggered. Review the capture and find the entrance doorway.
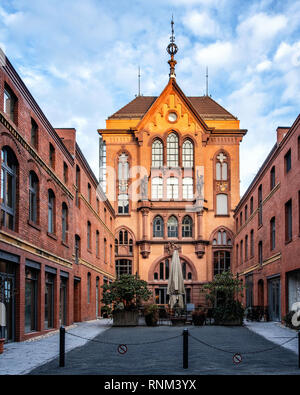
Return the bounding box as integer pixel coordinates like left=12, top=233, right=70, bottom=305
left=268, top=276, right=281, bottom=321
left=0, top=261, right=16, bottom=342
left=73, top=279, right=81, bottom=322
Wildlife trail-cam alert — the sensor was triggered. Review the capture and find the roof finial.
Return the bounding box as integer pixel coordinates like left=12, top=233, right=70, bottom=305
left=138, top=66, right=141, bottom=96
left=167, top=15, right=178, bottom=79
left=206, top=66, right=209, bottom=96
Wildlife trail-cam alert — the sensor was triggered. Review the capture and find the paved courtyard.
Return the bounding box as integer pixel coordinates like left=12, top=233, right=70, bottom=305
left=28, top=323, right=300, bottom=375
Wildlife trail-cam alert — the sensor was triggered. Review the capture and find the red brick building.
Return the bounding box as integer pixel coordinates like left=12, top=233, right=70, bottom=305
left=0, top=53, right=115, bottom=342
left=233, top=115, right=300, bottom=321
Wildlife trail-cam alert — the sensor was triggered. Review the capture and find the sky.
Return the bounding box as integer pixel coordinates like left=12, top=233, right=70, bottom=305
left=0, top=0, right=299, bottom=195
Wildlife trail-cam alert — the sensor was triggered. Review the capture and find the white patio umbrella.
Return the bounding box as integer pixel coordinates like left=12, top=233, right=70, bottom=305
left=167, top=249, right=185, bottom=309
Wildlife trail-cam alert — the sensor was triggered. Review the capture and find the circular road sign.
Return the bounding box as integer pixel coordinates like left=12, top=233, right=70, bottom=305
left=118, top=344, right=128, bottom=355
left=233, top=353, right=242, bottom=365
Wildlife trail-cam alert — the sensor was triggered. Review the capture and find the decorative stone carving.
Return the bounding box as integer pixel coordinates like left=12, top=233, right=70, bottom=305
left=165, top=242, right=181, bottom=255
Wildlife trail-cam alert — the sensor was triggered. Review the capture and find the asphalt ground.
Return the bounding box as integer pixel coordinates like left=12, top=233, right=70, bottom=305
left=28, top=324, right=300, bottom=375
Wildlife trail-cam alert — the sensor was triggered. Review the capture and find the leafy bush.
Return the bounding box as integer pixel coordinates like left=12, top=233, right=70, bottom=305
left=101, top=274, right=151, bottom=312
left=213, top=300, right=244, bottom=324
left=144, top=304, right=159, bottom=326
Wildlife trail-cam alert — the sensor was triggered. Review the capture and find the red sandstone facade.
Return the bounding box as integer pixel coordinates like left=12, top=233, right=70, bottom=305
left=0, top=54, right=115, bottom=342
left=233, top=116, right=300, bottom=321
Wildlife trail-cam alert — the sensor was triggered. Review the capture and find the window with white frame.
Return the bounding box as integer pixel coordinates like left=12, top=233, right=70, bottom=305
left=152, top=139, right=163, bottom=167
left=167, top=133, right=178, bottom=167
left=152, top=177, right=163, bottom=199
left=183, top=177, right=193, bottom=199
left=167, top=177, right=178, bottom=199
left=182, top=140, right=193, bottom=167
left=216, top=194, right=228, bottom=215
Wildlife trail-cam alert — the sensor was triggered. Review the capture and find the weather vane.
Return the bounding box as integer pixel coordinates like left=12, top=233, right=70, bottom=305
left=167, top=15, right=178, bottom=79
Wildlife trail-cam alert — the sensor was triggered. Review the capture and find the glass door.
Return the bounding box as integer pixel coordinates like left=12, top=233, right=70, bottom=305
left=0, top=271, right=15, bottom=342
left=268, top=277, right=281, bottom=321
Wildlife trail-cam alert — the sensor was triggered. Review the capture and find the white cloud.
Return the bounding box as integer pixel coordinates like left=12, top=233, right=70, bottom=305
left=256, top=60, right=272, bottom=72
left=194, top=41, right=234, bottom=68
left=182, top=11, right=220, bottom=37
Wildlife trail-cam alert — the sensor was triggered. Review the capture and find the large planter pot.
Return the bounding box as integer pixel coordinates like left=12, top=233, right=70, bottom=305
left=0, top=338, right=5, bottom=354
left=113, top=310, right=139, bottom=327
left=171, top=317, right=186, bottom=326
left=145, top=314, right=158, bottom=327
left=215, top=318, right=243, bottom=326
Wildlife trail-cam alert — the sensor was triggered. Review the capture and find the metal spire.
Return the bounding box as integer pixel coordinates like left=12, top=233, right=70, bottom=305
left=206, top=66, right=208, bottom=96
left=167, top=15, right=178, bottom=79
left=138, top=66, right=141, bottom=97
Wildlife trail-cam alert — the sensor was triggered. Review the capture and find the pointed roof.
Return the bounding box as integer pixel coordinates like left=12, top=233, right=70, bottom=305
left=109, top=95, right=236, bottom=120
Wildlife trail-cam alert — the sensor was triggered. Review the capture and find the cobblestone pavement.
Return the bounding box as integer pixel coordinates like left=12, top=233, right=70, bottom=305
left=28, top=324, right=300, bottom=375
left=0, top=319, right=112, bottom=375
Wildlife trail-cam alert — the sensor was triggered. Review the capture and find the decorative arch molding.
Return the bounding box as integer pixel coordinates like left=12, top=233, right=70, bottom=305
left=0, top=132, right=23, bottom=157
left=115, top=225, right=136, bottom=243
left=209, top=225, right=234, bottom=244
left=147, top=253, right=198, bottom=282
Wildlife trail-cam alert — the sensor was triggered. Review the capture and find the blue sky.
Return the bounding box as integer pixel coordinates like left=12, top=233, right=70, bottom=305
left=1, top=0, right=299, bottom=195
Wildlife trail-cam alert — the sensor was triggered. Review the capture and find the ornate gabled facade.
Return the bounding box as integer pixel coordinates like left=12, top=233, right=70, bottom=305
left=98, top=22, right=247, bottom=307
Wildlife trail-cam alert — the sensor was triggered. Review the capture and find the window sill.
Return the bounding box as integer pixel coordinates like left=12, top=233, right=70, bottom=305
left=87, top=248, right=92, bottom=254
left=215, top=214, right=230, bottom=217
left=61, top=241, right=69, bottom=248
left=285, top=239, right=293, bottom=245
left=47, top=232, right=57, bottom=240
left=27, top=220, right=41, bottom=231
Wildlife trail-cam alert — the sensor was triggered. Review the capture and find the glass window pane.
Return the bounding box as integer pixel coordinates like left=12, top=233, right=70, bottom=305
left=216, top=194, right=228, bottom=215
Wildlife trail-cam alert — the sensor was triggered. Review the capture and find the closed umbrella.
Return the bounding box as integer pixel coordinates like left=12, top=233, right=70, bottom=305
left=167, top=249, right=185, bottom=309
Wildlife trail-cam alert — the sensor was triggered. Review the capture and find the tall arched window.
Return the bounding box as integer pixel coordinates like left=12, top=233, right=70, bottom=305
left=212, top=228, right=232, bottom=246
left=87, top=273, right=91, bottom=304
left=118, top=153, right=129, bottom=214
left=183, top=177, right=193, bottom=199
left=167, top=133, right=178, bottom=167
left=182, top=140, right=193, bottom=167
left=48, top=189, right=55, bottom=234
left=182, top=216, right=193, bottom=238
left=75, top=235, right=80, bottom=264
left=62, top=203, right=68, bottom=243
left=115, top=229, right=134, bottom=256
left=167, top=177, right=178, bottom=199
left=1, top=146, right=17, bottom=230
left=216, top=152, right=228, bottom=181
left=167, top=216, right=178, bottom=238
left=153, top=216, right=164, bottom=237
left=152, top=139, right=163, bottom=167
left=75, top=165, right=80, bottom=207
left=152, top=177, right=163, bottom=199
left=29, top=171, right=39, bottom=224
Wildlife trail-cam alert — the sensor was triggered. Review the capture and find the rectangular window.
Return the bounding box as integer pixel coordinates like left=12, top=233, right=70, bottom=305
left=236, top=244, right=239, bottom=267
left=31, top=119, right=38, bottom=149
left=245, top=205, right=248, bottom=222
left=183, top=177, right=193, bottom=199
left=87, top=222, right=91, bottom=250
left=258, top=241, right=263, bottom=266
left=258, top=185, right=262, bottom=226
left=270, top=166, right=275, bottom=190
left=250, top=197, right=253, bottom=214
left=285, top=199, right=292, bottom=242
left=49, top=143, right=55, bottom=169
left=250, top=230, right=254, bottom=257
left=88, top=183, right=91, bottom=203
left=285, top=149, right=291, bottom=173
left=240, top=212, right=243, bottom=227
left=4, top=86, right=17, bottom=123
left=240, top=240, right=243, bottom=264
left=245, top=235, right=248, bottom=261
left=167, top=177, right=179, bottom=199
left=104, top=239, right=107, bottom=263
left=63, top=162, right=68, bottom=184
left=270, top=217, right=276, bottom=250
left=96, top=231, right=99, bottom=257
left=152, top=177, right=163, bottom=199
left=216, top=194, right=228, bottom=215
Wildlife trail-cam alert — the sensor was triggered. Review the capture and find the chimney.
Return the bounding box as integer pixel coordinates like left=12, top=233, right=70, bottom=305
left=276, top=126, right=290, bottom=145
left=55, top=128, right=76, bottom=156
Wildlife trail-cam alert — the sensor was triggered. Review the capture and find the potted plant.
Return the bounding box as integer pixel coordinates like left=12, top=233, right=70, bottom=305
left=144, top=304, right=159, bottom=326
left=192, top=310, right=206, bottom=326
left=101, top=305, right=112, bottom=319
left=203, top=271, right=245, bottom=326
left=101, top=274, right=151, bottom=327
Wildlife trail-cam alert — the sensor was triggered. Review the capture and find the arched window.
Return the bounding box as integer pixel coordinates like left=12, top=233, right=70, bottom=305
left=213, top=251, right=231, bottom=276
left=167, top=133, right=178, bottom=167
left=118, top=153, right=129, bottom=214
left=212, top=229, right=232, bottom=246
left=153, top=216, right=164, bottom=237
left=167, top=216, right=178, bottom=238
left=62, top=203, right=68, bottom=243
left=115, top=229, right=134, bottom=256
left=216, top=194, right=228, bottom=215
left=96, top=230, right=99, bottom=256
left=153, top=259, right=191, bottom=281
left=216, top=152, right=228, bottom=181
left=182, top=140, right=193, bottom=168
left=183, top=177, right=193, bottom=199
left=75, top=165, right=80, bottom=207
left=167, top=177, right=178, bottom=199
left=87, top=273, right=91, bottom=304
left=182, top=216, right=193, bottom=238
left=29, top=171, right=39, bottom=224
left=152, top=177, right=163, bottom=199
left=1, top=146, right=17, bottom=230
left=48, top=189, right=55, bottom=234
left=152, top=139, right=163, bottom=167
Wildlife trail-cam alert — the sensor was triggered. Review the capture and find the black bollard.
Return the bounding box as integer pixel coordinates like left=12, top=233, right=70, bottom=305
left=59, top=326, right=65, bottom=367
left=298, top=331, right=300, bottom=369
left=183, top=328, right=189, bottom=369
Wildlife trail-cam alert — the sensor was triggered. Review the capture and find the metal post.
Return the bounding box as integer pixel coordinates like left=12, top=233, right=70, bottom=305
left=183, top=328, right=189, bottom=369
left=298, top=331, right=300, bottom=369
left=59, top=326, right=65, bottom=367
